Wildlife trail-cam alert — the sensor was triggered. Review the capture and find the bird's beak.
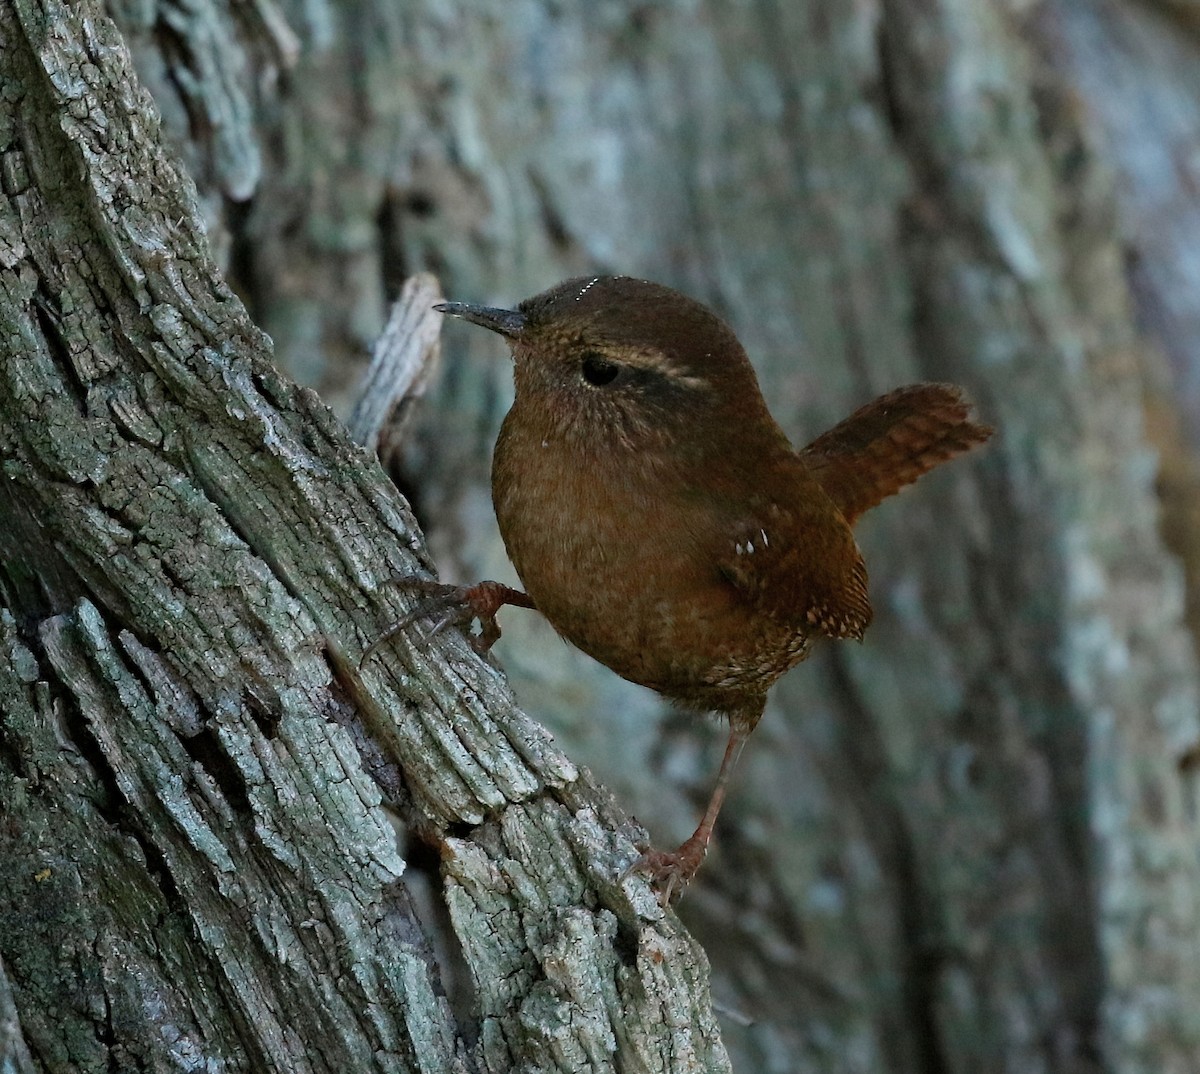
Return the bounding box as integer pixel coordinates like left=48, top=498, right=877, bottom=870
left=435, top=301, right=526, bottom=339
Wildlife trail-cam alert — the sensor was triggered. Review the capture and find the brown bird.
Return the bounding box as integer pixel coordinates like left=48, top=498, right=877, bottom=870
left=385, top=275, right=992, bottom=900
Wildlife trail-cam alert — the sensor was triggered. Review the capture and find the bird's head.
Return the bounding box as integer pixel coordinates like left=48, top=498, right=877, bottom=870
left=437, top=276, right=779, bottom=457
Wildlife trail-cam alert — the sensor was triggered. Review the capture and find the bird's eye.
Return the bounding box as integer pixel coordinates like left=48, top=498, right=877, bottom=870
left=580, top=351, right=621, bottom=387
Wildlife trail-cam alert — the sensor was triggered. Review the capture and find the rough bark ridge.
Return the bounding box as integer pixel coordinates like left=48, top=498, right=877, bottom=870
left=0, top=3, right=729, bottom=1072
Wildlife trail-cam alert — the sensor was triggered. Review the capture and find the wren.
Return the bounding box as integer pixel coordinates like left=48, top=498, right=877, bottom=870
left=389, top=275, right=992, bottom=900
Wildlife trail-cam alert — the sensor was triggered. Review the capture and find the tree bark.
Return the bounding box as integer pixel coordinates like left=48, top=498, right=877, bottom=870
left=0, top=3, right=729, bottom=1071
left=7, top=0, right=1200, bottom=1072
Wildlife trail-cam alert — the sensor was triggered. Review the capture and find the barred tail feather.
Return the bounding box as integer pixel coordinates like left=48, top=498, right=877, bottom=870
left=800, top=383, right=992, bottom=525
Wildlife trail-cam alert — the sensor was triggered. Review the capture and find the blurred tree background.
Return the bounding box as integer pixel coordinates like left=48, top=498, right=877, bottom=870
left=12, top=0, right=1200, bottom=1070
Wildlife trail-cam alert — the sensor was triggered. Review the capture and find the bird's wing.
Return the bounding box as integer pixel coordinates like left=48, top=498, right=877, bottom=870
left=717, top=497, right=872, bottom=641
left=800, top=383, right=993, bottom=526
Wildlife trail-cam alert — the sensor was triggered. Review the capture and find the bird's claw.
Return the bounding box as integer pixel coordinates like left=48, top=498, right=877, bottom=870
left=360, top=578, right=518, bottom=665
left=624, top=835, right=709, bottom=906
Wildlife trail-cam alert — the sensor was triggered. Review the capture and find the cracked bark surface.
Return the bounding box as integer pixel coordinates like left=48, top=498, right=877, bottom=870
left=0, top=3, right=728, bottom=1071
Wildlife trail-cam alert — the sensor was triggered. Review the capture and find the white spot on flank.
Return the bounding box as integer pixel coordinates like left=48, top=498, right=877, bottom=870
left=541, top=439, right=549, bottom=448
left=746, top=541, right=754, bottom=554
left=577, top=276, right=600, bottom=300
left=760, top=529, right=769, bottom=547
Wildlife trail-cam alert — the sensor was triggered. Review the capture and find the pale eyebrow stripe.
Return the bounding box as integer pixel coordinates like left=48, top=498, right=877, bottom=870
left=622, top=349, right=707, bottom=388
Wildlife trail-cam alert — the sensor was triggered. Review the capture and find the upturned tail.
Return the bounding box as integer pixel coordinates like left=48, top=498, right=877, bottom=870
left=800, top=383, right=992, bottom=526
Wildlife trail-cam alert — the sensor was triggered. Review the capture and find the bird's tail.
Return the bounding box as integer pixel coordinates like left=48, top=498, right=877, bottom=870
left=800, top=383, right=992, bottom=526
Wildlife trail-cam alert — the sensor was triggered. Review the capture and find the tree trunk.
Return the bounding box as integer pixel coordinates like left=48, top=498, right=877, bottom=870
left=0, top=3, right=727, bottom=1071
left=6, top=0, right=1200, bottom=1072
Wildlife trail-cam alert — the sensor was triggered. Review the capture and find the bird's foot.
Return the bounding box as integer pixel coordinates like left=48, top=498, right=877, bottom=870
left=361, top=579, right=530, bottom=664
left=627, top=832, right=710, bottom=906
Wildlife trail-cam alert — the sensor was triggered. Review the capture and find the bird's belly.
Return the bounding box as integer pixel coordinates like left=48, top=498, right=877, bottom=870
left=495, top=477, right=809, bottom=709
left=539, top=562, right=809, bottom=708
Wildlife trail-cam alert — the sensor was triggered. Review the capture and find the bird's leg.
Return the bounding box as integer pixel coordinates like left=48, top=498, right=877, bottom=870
left=632, top=720, right=752, bottom=904
left=360, top=579, right=535, bottom=665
